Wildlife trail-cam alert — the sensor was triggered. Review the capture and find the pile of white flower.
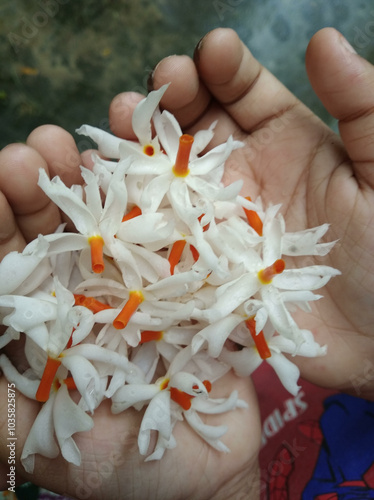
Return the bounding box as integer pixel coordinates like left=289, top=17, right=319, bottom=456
left=0, top=85, right=339, bottom=472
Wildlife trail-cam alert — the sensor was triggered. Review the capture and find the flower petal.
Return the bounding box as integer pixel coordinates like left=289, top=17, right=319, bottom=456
left=21, top=394, right=59, bottom=473
left=111, top=383, right=160, bottom=413
left=273, top=266, right=341, bottom=291
left=62, top=355, right=103, bottom=413
left=53, top=384, right=94, bottom=465
left=0, top=235, right=50, bottom=295
left=132, top=84, right=169, bottom=145
left=183, top=410, right=230, bottom=452
left=76, top=125, right=123, bottom=158
left=192, top=314, right=244, bottom=357
left=266, top=352, right=301, bottom=396
left=0, top=354, right=39, bottom=399
left=38, top=169, right=98, bottom=236
left=138, top=390, right=171, bottom=455
left=282, top=224, right=337, bottom=256
left=192, top=390, right=247, bottom=414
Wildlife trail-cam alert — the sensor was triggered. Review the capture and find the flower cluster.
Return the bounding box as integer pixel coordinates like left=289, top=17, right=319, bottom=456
left=0, top=84, right=339, bottom=472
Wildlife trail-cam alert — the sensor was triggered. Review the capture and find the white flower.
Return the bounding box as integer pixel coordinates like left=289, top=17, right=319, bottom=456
left=0, top=235, right=51, bottom=295
left=0, top=354, right=94, bottom=472
left=37, top=158, right=131, bottom=274
left=21, top=383, right=94, bottom=473
left=192, top=204, right=340, bottom=346
left=76, top=85, right=171, bottom=161
left=111, top=370, right=247, bottom=460
left=220, top=329, right=327, bottom=395
left=0, top=277, right=93, bottom=355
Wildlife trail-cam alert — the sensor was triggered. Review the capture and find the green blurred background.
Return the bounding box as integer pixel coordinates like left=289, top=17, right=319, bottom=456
left=1, top=0, right=374, bottom=152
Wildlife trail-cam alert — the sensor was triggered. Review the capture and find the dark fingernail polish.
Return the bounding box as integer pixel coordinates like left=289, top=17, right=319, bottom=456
left=147, top=67, right=155, bottom=92
left=193, top=33, right=207, bottom=64
left=193, top=30, right=214, bottom=64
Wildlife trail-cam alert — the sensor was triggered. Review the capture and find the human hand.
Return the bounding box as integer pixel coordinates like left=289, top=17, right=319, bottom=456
left=140, top=27, right=374, bottom=399
left=0, top=73, right=260, bottom=500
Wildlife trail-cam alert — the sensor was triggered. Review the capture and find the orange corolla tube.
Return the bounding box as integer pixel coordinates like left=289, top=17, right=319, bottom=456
left=172, top=134, right=194, bottom=177
left=168, top=240, right=187, bottom=275
left=243, top=196, right=263, bottom=236
left=36, top=357, right=62, bottom=402
left=258, top=259, right=285, bottom=284
left=245, top=318, right=271, bottom=359
left=88, top=235, right=105, bottom=274
left=113, top=290, right=144, bottom=330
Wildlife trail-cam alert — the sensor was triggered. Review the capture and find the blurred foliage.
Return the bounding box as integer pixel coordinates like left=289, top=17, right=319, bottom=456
left=0, top=0, right=373, bottom=148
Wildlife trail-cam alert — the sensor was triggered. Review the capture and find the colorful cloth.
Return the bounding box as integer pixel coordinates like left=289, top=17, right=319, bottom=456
left=254, top=363, right=374, bottom=499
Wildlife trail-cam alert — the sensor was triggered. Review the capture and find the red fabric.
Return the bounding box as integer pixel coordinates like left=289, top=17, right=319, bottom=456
left=363, top=462, right=374, bottom=488
left=314, top=494, right=338, bottom=500
left=252, top=362, right=336, bottom=500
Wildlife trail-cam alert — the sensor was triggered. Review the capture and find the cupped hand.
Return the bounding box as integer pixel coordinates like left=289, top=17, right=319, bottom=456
left=0, top=49, right=260, bottom=500
left=137, top=27, right=374, bottom=399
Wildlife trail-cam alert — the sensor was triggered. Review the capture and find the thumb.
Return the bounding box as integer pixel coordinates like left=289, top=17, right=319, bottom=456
left=306, top=27, right=374, bottom=186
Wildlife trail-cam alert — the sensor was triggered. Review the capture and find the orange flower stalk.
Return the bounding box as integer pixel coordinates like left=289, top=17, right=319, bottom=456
left=243, top=196, right=263, bottom=236
left=36, top=357, right=62, bottom=402
left=245, top=318, right=271, bottom=359
left=168, top=240, right=187, bottom=275
left=88, top=235, right=105, bottom=274
left=172, top=134, right=194, bottom=177
left=258, top=259, right=285, bottom=284
left=113, top=290, right=144, bottom=330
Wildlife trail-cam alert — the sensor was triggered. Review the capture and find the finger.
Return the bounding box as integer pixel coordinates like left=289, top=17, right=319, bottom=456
left=151, top=54, right=213, bottom=130
left=26, top=125, right=83, bottom=186
left=0, top=191, right=25, bottom=258
left=150, top=28, right=323, bottom=155
left=149, top=53, right=245, bottom=151
left=0, top=144, right=61, bottom=242
left=109, top=91, right=145, bottom=139
left=306, top=27, right=374, bottom=185
left=194, top=28, right=312, bottom=133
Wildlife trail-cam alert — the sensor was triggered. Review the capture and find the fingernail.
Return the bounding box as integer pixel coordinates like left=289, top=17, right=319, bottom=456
left=340, top=34, right=357, bottom=55
left=193, top=31, right=211, bottom=63
left=147, top=63, right=158, bottom=92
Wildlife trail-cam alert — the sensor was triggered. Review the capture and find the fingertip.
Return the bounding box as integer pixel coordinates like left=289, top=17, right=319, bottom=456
left=0, top=191, right=25, bottom=258
left=27, top=125, right=82, bottom=186
left=306, top=27, right=374, bottom=173
left=152, top=55, right=199, bottom=106
left=305, top=27, right=367, bottom=119
left=193, top=28, right=243, bottom=86
left=0, top=143, right=61, bottom=242
left=109, top=91, right=145, bottom=140
left=80, top=149, right=97, bottom=169
left=152, top=54, right=211, bottom=128
left=0, top=143, right=49, bottom=214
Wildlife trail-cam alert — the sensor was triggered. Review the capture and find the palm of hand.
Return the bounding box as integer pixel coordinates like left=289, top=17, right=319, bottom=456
left=227, top=101, right=374, bottom=396
left=1, top=368, right=259, bottom=499
left=146, top=27, right=374, bottom=397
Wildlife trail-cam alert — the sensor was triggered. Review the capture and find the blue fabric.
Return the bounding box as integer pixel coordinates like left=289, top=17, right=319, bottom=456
left=302, top=393, right=374, bottom=499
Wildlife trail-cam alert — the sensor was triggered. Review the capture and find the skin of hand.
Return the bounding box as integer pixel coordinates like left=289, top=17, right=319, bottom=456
left=0, top=25, right=373, bottom=498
